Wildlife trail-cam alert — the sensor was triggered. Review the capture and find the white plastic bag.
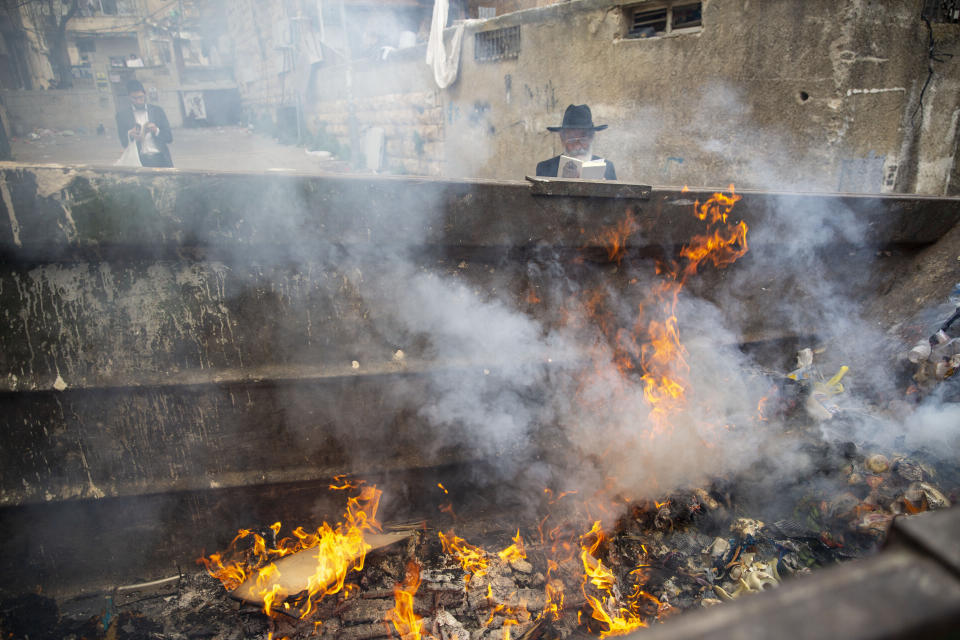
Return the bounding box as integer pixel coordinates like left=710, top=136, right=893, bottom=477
left=115, top=144, right=141, bottom=167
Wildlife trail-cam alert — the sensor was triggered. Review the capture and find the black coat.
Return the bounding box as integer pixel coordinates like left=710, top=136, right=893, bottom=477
left=116, top=104, right=173, bottom=167
left=536, top=155, right=616, bottom=180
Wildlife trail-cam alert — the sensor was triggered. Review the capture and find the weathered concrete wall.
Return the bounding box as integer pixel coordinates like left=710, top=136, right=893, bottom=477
left=466, top=0, right=554, bottom=18
left=1, top=163, right=958, bottom=509
left=305, top=0, right=960, bottom=194
left=1, top=85, right=187, bottom=141
left=910, top=23, right=960, bottom=194
left=0, top=89, right=118, bottom=136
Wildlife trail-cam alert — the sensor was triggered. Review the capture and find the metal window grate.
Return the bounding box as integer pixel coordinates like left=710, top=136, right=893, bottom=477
left=629, top=8, right=668, bottom=37
left=625, top=2, right=702, bottom=39
left=672, top=3, right=702, bottom=29
left=474, top=25, right=521, bottom=62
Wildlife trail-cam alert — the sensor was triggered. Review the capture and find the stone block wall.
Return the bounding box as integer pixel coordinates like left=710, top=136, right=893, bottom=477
left=310, top=89, right=445, bottom=175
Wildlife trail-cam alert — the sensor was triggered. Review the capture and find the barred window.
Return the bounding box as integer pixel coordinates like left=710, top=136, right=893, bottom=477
left=474, top=25, right=520, bottom=62
left=625, top=2, right=702, bottom=39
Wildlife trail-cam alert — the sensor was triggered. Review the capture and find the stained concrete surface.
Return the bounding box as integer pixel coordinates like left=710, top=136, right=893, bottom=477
left=9, top=126, right=350, bottom=173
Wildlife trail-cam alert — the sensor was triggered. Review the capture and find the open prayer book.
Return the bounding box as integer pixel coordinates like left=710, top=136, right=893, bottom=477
left=557, top=155, right=607, bottom=179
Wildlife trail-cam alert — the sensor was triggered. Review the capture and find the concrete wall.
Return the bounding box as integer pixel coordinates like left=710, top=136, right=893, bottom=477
left=304, top=0, right=960, bottom=194
left=0, top=163, right=956, bottom=508
left=0, top=89, right=117, bottom=136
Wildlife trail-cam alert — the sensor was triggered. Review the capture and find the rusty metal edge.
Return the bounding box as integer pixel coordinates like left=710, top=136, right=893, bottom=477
left=8, top=161, right=960, bottom=202
left=525, top=175, right=653, bottom=199
left=628, top=507, right=960, bottom=640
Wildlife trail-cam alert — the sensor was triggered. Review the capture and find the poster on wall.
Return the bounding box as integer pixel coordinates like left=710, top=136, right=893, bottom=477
left=182, top=92, right=207, bottom=122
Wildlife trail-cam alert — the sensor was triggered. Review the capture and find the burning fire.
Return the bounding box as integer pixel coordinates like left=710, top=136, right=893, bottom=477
left=385, top=560, right=425, bottom=639
left=438, top=531, right=490, bottom=585
left=497, top=530, right=527, bottom=563
left=578, top=186, right=748, bottom=437
left=198, top=186, right=751, bottom=638
left=199, top=481, right=383, bottom=620
left=592, top=209, right=639, bottom=265
left=579, top=521, right=660, bottom=637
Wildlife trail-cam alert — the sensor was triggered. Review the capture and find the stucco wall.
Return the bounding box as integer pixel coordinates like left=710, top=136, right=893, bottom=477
left=0, top=89, right=117, bottom=136
left=305, top=0, right=960, bottom=194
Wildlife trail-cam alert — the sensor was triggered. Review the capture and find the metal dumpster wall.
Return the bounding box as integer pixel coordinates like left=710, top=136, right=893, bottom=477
left=1, top=164, right=958, bottom=508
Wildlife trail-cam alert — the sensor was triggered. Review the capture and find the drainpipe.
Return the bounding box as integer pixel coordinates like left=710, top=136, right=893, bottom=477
left=340, top=0, right=360, bottom=169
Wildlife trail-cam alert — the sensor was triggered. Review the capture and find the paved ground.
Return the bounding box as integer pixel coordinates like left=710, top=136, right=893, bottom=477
left=9, top=126, right=351, bottom=174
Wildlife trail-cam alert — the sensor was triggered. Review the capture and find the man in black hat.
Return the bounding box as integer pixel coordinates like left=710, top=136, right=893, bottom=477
left=116, top=79, right=174, bottom=168
left=536, top=104, right=616, bottom=180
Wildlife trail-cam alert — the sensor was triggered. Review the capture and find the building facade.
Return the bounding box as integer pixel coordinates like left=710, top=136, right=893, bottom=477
left=0, top=0, right=239, bottom=135
left=300, top=0, right=960, bottom=194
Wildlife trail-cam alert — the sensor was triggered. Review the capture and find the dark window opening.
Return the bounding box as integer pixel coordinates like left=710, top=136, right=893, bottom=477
left=629, top=8, right=667, bottom=38
left=672, top=3, right=702, bottom=29
left=474, top=25, right=520, bottom=62
left=625, top=2, right=702, bottom=39
left=76, top=38, right=96, bottom=53
left=922, top=0, right=960, bottom=22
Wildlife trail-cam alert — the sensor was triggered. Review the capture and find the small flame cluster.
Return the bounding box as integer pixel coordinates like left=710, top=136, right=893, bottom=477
left=581, top=186, right=748, bottom=435
left=578, top=521, right=660, bottom=638
left=438, top=530, right=491, bottom=584
left=435, top=514, right=662, bottom=638
left=199, top=478, right=382, bottom=621
left=385, top=560, right=425, bottom=639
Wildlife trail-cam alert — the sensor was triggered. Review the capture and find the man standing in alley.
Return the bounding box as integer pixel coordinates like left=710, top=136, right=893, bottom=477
left=536, top=104, right=616, bottom=180
left=116, top=80, right=174, bottom=168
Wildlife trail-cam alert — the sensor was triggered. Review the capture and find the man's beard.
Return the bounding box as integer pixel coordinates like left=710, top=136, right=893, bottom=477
left=568, top=146, right=592, bottom=161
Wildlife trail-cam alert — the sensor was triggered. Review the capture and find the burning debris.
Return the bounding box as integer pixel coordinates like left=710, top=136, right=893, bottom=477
left=4, top=187, right=959, bottom=640
left=186, top=186, right=956, bottom=638
left=191, top=441, right=954, bottom=640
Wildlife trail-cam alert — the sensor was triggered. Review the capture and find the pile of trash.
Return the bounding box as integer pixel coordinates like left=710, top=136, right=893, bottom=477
left=3, top=316, right=959, bottom=638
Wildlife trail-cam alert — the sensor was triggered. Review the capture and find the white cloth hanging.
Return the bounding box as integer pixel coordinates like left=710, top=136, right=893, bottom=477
left=425, top=0, right=469, bottom=89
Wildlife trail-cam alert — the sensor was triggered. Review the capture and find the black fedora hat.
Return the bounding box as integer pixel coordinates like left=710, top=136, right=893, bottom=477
left=546, top=104, right=608, bottom=132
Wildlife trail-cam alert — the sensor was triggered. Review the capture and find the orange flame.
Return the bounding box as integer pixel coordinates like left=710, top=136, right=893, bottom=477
left=385, top=560, right=425, bottom=639
left=483, top=586, right=531, bottom=637
left=438, top=531, right=489, bottom=585
left=497, top=530, right=527, bottom=563
left=581, top=186, right=747, bottom=437
left=579, top=521, right=655, bottom=637
left=592, top=210, right=638, bottom=265
left=678, top=186, right=747, bottom=279
left=199, top=483, right=383, bottom=620
left=543, top=577, right=565, bottom=621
